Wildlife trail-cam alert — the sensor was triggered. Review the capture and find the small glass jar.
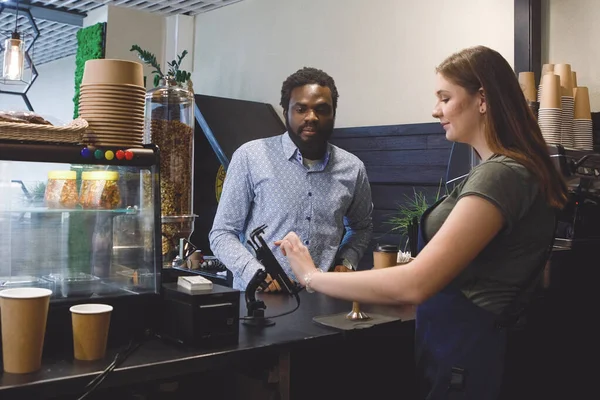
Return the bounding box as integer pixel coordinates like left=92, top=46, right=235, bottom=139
left=45, top=170, right=78, bottom=209
left=79, top=171, right=121, bottom=209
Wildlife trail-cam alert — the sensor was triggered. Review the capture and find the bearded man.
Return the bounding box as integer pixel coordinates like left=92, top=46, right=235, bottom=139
left=209, top=67, right=373, bottom=291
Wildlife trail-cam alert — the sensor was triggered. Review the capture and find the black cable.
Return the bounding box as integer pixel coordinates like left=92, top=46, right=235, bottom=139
left=14, top=0, right=20, bottom=32
left=240, top=292, right=301, bottom=321
left=76, top=333, right=149, bottom=400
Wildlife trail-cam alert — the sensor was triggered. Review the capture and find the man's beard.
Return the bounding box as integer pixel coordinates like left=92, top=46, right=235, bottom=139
left=286, top=119, right=334, bottom=160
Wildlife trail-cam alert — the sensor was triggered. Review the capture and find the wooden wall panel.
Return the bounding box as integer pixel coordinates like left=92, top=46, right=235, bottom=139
left=330, top=122, right=452, bottom=269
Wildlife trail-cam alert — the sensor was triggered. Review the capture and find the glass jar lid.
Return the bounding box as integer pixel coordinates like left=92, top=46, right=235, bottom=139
left=48, top=170, right=76, bottom=180
left=81, top=171, right=119, bottom=181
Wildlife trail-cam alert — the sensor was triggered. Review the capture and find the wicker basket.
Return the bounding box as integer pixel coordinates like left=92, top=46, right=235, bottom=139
left=0, top=118, right=88, bottom=144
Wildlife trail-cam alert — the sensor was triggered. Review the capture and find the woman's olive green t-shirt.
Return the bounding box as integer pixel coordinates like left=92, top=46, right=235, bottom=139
left=422, top=154, right=555, bottom=315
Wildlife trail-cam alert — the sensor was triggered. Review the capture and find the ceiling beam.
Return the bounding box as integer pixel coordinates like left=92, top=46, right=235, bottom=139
left=1, top=1, right=86, bottom=27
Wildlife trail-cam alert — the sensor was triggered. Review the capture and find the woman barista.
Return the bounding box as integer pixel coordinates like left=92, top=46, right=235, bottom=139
left=275, top=45, right=568, bottom=399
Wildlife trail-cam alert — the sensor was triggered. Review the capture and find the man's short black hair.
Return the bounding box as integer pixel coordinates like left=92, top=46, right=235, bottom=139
left=280, top=67, right=339, bottom=115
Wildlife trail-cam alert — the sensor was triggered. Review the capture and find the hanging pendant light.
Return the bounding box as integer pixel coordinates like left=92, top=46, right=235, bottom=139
left=3, top=32, right=24, bottom=81
left=2, top=0, right=25, bottom=81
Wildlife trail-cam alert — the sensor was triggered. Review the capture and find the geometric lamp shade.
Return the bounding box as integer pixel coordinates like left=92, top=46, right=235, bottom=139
left=0, top=3, right=39, bottom=111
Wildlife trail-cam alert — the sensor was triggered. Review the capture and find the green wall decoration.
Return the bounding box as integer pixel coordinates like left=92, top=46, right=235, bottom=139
left=72, top=22, right=107, bottom=119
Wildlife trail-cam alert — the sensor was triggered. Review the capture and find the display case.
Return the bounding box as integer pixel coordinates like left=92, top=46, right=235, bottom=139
left=0, top=141, right=162, bottom=353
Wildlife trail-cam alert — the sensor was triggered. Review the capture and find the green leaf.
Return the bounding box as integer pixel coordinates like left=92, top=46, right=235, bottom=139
left=383, top=178, right=447, bottom=241
left=153, top=74, right=161, bottom=88
left=130, top=44, right=163, bottom=77
left=176, top=50, right=188, bottom=66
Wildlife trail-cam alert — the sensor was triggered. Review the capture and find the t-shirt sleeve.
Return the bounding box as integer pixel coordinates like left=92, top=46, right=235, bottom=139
left=457, top=160, right=538, bottom=234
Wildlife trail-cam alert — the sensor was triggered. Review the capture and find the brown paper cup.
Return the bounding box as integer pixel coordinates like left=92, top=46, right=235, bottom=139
left=540, top=74, right=561, bottom=109
left=574, top=86, right=592, bottom=120
left=518, top=72, right=536, bottom=101
left=542, top=63, right=554, bottom=76
left=70, top=304, right=113, bottom=361
left=554, top=64, right=573, bottom=97
left=82, top=59, right=144, bottom=87
left=373, top=251, right=398, bottom=269
left=571, top=71, right=578, bottom=90
left=0, top=288, right=52, bottom=374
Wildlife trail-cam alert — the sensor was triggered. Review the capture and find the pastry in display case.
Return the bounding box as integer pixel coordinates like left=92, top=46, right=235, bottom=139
left=0, top=140, right=162, bottom=353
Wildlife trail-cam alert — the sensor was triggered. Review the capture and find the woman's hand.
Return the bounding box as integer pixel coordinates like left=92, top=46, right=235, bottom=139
left=275, top=232, right=319, bottom=285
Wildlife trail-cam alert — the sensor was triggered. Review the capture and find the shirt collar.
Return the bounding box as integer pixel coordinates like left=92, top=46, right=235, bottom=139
left=282, top=132, right=298, bottom=160
left=281, top=132, right=332, bottom=168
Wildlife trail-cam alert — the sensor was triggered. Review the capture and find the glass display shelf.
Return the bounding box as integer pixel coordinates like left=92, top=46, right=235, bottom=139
left=1, top=207, right=142, bottom=214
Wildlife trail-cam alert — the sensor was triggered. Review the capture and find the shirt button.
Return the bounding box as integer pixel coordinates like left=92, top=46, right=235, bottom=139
left=308, top=192, right=312, bottom=196
left=304, top=240, right=309, bottom=245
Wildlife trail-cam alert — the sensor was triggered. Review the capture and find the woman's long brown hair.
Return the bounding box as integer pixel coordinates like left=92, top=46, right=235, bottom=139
left=437, top=46, right=568, bottom=209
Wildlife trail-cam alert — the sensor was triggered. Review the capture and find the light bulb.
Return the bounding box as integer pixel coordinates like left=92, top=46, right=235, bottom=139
left=3, top=36, right=24, bottom=81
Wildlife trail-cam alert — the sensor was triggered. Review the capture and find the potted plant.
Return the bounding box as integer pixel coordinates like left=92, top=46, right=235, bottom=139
left=385, top=180, right=445, bottom=254
left=130, top=45, right=193, bottom=91
left=129, top=44, right=194, bottom=121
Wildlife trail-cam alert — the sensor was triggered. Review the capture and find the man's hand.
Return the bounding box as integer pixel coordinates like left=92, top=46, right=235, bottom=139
left=332, top=265, right=352, bottom=272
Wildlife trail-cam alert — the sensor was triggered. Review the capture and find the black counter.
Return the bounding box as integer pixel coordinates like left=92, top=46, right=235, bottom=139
left=0, top=291, right=417, bottom=400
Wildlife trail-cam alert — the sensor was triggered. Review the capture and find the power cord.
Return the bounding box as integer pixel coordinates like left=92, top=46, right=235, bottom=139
left=76, top=330, right=152, bottom=400
left=240, top=292, right=301, bottom=321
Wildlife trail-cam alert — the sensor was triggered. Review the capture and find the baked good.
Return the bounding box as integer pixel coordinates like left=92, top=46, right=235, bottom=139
left=0, top=112, right=53, bottom=125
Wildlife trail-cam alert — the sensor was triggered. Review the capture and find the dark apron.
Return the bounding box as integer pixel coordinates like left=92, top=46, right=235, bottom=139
left=415, top=197, right=507, bottom=400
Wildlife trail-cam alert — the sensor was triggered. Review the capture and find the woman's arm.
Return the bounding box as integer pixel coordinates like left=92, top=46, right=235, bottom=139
left=277, top=195, right=504, bottom=305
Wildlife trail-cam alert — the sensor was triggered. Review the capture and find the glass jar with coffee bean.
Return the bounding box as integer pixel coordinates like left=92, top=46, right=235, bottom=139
left=144, top=76, right=195, bottom=266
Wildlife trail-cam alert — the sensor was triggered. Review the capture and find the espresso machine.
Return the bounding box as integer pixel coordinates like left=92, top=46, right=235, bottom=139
left=546, top=144, right=600, bottom=293
left=518, top=144, right=600, bottom=398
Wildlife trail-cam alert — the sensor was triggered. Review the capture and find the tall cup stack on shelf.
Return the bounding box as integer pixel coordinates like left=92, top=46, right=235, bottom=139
left=537, top=73, right=562, bottom=145
left=527, top=62, right=594, bottom=150
left=78, top=59, right=145, bottom=148
left=519, top=71, right=538, bottom=118
left=537, top=63, right=555, bottom=103
left=554, top=64, right=575, bottom=148
left=573, top=86, right=593, bottom=150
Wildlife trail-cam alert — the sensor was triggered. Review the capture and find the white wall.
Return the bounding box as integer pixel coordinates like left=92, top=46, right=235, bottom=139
left=0, top=55, right=76, bottom=124
left=165, top=14, right=195, bottom=76
left=83, top=6, right=108, bottom=27
left=105, top=5, right=165, bottom=90
left=544, top=0, right=600, bottom=111
left=192, top=0, right=514, bottom=127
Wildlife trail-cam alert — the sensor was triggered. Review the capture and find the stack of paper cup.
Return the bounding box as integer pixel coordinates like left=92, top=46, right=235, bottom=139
left=79, top=59, right=145, bottom=147
left=573, top=86, right=593, bottom=150
left=537, top=63, right=555, bottom=103
left=519, top=72, right=537, bottom=102
left=554, top=64, right=574, bottom=148
left=538, top=73, right=562, bottom=145
left=519, top=71, right=539, bottom=118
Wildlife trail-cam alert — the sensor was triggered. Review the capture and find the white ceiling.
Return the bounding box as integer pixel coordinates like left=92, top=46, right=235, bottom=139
left=0, top=0, right=246, bottom=66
